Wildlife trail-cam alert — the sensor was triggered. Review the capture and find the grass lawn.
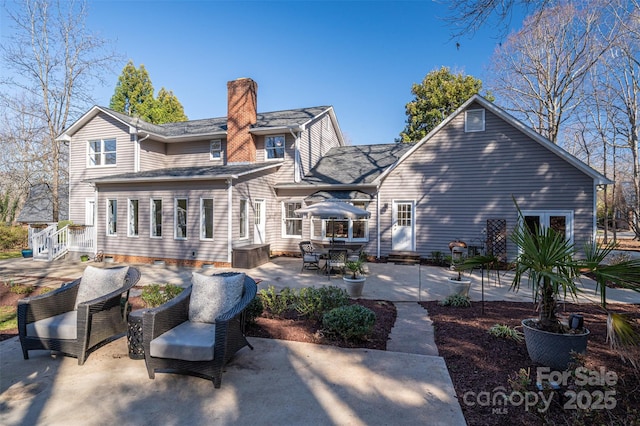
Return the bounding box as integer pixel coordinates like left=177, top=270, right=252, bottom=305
left=0, top=251, right=22, bottom=260
left=0, top=305, right=17, bottom=332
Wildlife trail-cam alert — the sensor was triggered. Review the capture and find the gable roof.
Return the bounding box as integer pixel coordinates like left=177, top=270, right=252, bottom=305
left=85, top=162, right=283, bottom=184
left=56, top=105, right=335, bottom=143
left=376, top=95, right=612, bottom=185
left=276, top=143, right=414, bottom=189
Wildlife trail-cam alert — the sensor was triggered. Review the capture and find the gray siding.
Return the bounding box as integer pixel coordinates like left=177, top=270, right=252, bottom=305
left=378, top=103, right=595, bottom=260
left=139, top=139, right=167, bottom=170
left=68, top=112, right=134, bottom=224
left=96, top=180, right=230, bottom=263
left=165, top=139, right=227, bottom=167
left=298, top=114, right=342, bottom=177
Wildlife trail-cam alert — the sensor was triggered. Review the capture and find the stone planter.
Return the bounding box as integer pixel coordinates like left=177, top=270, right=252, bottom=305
left=343, top=277, right=366, bottom=298
left=445, top=277, right=471, bottom=297
left=521, top=319, right=590, bottom=370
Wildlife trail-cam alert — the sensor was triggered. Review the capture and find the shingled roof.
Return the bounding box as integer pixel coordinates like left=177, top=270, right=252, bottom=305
left=297, top=143, right=415, bottom=185
left=86, top=162, right=283, bottom=184
left=97, top=106, right=331, bottom=139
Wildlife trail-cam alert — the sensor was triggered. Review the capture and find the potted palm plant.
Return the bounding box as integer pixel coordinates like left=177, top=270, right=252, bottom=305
left=511, top=201, right=640, bottom=370
left=343, top=259, right=366, bottom=297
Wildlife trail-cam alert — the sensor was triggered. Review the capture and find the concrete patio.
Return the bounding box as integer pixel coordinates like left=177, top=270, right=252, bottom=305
left=1, top=255, right=638, bottom=425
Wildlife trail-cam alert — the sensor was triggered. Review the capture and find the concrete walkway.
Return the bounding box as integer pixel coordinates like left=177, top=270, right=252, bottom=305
left=1, top=255, right=639, bottom=425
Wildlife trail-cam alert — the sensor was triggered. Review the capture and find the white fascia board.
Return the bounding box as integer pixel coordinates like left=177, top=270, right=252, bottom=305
left=250, top=126, right=301, bottom=135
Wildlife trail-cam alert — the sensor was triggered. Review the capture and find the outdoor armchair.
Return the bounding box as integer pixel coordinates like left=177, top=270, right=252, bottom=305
left=17, top=266, right=141, bottom=365
left=326, top=249, right=348, bottom=279
left=299, top=241, right=320, bottom=271
left=142, top=272, right=257, bottom=388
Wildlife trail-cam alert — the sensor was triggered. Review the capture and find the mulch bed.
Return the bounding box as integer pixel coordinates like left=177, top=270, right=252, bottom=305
left=423, top=301, right=640, bottom=426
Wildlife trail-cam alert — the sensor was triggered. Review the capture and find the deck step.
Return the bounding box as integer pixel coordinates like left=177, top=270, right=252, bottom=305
left=388, top=251, right=421, bottom=265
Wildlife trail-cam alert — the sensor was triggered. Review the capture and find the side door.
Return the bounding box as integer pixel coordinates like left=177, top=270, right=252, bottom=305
left=253, top=199, right=266, bottom=244
left=392, top=200, right=415, bottom=251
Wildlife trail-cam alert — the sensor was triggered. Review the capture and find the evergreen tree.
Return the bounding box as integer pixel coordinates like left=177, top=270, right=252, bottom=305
left=399, top=66, right=492, bottom=142
left=109, top=61, right=186, bottom=124
left=151, top=88, right=188, bottom=124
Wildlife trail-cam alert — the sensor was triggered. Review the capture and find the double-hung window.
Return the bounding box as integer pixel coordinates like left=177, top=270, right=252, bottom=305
left=107, top=199, right=117, bottom=236
left=210, top=140, right=222, bottom=160
left=88, top=138, right=117, bottom=166
left=201, top=198, right=214, bottom=240
left=239, top=199, right=248, bottom=239
left=265, top=135, right=285, bottom=160
left=283, top=201, right=302, bottom=238
left=128, top=199, right=139, bottom=237
left=151, top=199, right=162, bottom=238
left=175, top=198, right=188, bottom=239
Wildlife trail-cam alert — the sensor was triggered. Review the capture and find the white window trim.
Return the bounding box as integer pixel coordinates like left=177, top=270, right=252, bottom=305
left=127, top=199, right=139, bottom=237
left=200, top=197, right=214, bottom=241
left=210, top=139, right=222, bottom=161
left=310, top=218, right=369, bottom=243
left=239, top=198, right=249, bottom=240
left=265, top=135, right=286, bottom=161
left=174, top=198, right=188, bottom=240
left=282, top=201, right=303, bottom=239
left=87, top=138, right=117, bottom=168
left=465, top=109, right=485, bottom=132
left=106, top=199, right=117, bottom=237
left=150, top=198, right=163, bottom=239
left=520, top=210, right=574, bottom=245
left=85, top=198, right=96, bottom=226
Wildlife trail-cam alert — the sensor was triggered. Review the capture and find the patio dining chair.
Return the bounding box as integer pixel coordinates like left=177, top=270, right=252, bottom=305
left=142, top=272, right=257, bottom=388
left=17, top=265, right=141, bottom=365
left=299, top=241, right=320, bottom=272
left=326, top=249, right=348, bottom=279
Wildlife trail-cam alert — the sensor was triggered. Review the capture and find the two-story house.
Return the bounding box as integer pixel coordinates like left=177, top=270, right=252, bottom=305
left=50, top=77, right=609, bottom=266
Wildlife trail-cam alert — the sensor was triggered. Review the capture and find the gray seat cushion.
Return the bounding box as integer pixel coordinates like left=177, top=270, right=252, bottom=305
left=26, top=311, right=77, bottom=340
left=149, top=321, right=216, bottom=361
left=188, top=272, right=245, bottom=324
left=75, top=265, right=130, bottom=309
left=303, top=254, right=319, bottom=262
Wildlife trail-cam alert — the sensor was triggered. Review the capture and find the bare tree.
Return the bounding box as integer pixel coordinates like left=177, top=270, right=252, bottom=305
left=0, top=0, right=119, bottom=222
left=488, top=3, right=617, bottom=144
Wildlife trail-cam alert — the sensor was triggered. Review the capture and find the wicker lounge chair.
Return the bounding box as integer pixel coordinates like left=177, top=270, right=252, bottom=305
left=326, top=249, right=348, bottom=279
left=17, top=266, right=141, bottom=365
left=142, top=272, right=257, bottom=388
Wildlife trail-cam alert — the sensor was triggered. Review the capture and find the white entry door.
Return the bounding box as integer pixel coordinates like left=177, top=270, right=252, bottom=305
left=253, top=199, right=266, bottom=244
left=392, top=201, right=415, bottom=251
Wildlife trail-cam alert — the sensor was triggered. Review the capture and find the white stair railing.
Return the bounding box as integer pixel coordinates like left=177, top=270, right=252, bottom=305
left=31, top=225, right=56, bottom=260
left=48, top=226, right=69, bottom=261
left=68, top=226, right=95, bottom=252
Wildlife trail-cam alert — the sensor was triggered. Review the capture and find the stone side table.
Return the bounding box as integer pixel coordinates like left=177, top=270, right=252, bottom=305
left=127, top=309, right=145, bottom=360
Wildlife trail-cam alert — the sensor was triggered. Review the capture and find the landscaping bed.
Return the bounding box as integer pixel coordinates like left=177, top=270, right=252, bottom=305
left=423, top=301, right=640, bottom=426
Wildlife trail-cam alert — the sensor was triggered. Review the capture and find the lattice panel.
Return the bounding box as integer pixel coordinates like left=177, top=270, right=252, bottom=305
left=486, top=219, right=507, bottom=262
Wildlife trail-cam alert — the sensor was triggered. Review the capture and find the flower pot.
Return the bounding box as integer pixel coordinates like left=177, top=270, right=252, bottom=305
left=445, top=277, right=471, bottom=297
left=521, top=319, right=590, bottom=370
left=21, top=249, right=33, bottom=258
left=80, top=255, right=90, bottom=262
left=343, top=276, right=366, bottom=297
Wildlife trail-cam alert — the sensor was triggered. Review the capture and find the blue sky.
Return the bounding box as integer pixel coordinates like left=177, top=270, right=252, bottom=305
left=5, top=1, right=520, bottom=145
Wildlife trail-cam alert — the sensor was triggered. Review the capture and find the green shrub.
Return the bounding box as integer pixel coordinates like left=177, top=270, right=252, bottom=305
left=9, top=284, right=35, bottom=295
left=296, top=286, right=349, bottom=320
left=258, top=286, right=296, bottom=316
left=438, top=294, right=472, bottom=307
left=245, top=296, right=264, bottom=324
left=488, top=324, right=524, bottom=342
left=0, top=225, right=28, bottom=250
left=322, top=304, right=376, bottom=340
left=141, top=284, right=184, bottom=308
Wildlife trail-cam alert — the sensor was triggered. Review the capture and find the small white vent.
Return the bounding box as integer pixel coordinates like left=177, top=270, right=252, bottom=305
left=465, top=109, right=485, bottom=132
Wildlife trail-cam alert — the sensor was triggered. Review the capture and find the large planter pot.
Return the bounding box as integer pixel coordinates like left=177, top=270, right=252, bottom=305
left=445, top=277, right=471, bottom=297
left=343, top=277, right=366, bottom=297
left=21, top=249, right=33, bottom=258
left=521, top=319, right=590, bottom=370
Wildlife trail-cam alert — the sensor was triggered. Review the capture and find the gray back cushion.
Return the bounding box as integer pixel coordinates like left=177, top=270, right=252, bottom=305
left=189, top=272, right=245, bottom=323
left=75, top=265, right=130, bottom=309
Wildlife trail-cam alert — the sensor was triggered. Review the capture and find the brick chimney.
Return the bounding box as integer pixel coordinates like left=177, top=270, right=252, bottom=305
left=226, top=78, right=257, bottom=163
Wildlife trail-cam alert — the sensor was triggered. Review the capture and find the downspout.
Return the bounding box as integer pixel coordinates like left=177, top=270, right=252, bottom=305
left=289, top=128, right=301, bottom=183
left=376, top=186, right=381, bottom=259
left=90, top=182, right=98, bottom=256
left=227, top=177, right=233, bottom=264
left=136, top=132, right=151, bottom=173
left=593, top=182, right=599, bottom=245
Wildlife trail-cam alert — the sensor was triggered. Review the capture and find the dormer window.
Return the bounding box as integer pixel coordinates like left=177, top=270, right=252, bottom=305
left=210, top=139, right=222, bottom=160
left=265, top=135, right=285, bottom=160
left=465, top=109, right=485, bottom=132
